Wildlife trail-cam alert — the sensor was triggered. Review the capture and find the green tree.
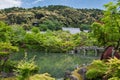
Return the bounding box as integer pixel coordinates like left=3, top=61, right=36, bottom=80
left=31, top=27, right=40, bottom=34
left=39, top=20, right=62, bottom=31
left=0, top=21, right=12, bottom=42
left=91, top=1, right=120, bottom=47
left=80, top=24, right=91, bottom=31
left=10, top=25, right=26, bottom=46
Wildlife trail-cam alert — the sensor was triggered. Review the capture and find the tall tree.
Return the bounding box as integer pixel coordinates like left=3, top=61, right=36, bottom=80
left=0, top=21, right=12, bottom=42
left=91, top=0, right=120, bottom=48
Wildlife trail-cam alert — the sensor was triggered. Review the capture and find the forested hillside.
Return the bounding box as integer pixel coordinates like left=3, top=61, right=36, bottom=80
left=0, top=5, right=103, bottom=31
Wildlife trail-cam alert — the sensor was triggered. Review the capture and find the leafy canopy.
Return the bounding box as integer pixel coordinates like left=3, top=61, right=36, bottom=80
left=91, top=0, right=120, bottom=46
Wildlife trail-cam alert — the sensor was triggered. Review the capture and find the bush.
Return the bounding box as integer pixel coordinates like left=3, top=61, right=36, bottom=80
left=14, top=53, right=39, bottom=80
left=108, top=77, right=120, bottom=80
left=106, top=57, right=120, bottom=79
left=86, top=60, right=108, bottom=79
left=86, top=68, right=103, bottom=79
left=86, top=58, right=120, bottom=80
left=0, top=42, right=18, bottom=73
left=0, top=60, right=16, bottom=73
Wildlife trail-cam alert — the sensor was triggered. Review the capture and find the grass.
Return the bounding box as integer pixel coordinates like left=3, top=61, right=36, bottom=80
left=10, top=51, right=99, bottom=78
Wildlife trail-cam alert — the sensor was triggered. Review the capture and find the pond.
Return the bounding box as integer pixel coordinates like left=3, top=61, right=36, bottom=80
left=11, top=51, right=99, bottom=78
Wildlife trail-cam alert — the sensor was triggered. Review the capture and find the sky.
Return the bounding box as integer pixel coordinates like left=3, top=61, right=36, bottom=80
left=0, top=0, right=114, bottom=10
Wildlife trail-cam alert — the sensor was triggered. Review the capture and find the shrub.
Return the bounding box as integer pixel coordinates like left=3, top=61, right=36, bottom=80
left=106, top=57, right=120, bottom=79
left=14, top=53, right=39, bottom=80
left=0, top=60, right=16, bottom=73
left=108, top=77, right=120, bottom=80
left=0, top=42, right=18, bottom=73
left=86, top=60, right=108, bottom=79
left=86, top=58, right=120, bottom=80
left=86, top=68, right=103, bottom=79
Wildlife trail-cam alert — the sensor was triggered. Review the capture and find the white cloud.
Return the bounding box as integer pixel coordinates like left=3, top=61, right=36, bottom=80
left=33, top=0, right=44, bottom=4
left=0, top=0, right=22, bottom=9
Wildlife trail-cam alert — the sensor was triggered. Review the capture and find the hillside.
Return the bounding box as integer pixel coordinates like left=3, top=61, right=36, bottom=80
left=0, top=5, right=103, bottom=31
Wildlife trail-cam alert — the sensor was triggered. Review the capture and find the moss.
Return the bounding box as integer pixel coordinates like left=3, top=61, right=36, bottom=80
left=1, top=77, right=16, bottom=80
left=29, top=73, right=55, bottom=80
left=72, top=69, right=83, bottom=80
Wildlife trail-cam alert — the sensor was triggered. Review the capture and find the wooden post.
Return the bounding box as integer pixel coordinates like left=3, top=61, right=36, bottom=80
left=94, top=46, right=97, bottom=56
left=83, top=48, right=86, bottom=56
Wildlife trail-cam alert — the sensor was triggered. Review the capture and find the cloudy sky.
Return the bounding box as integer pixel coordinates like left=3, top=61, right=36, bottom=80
left=0, top=0, right=113, bottom=9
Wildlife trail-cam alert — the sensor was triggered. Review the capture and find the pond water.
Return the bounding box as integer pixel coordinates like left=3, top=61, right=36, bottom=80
left=11, top=51, right=99, bottom=78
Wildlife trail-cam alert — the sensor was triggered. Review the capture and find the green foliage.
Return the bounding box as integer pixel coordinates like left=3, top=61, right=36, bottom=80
left=86, top=57, right=120, bottom=80
left=0, top=60, right=16, bottom=73
left=91, top=1, right=120, bottom=47
left=39, top=19, right=62, bottom=31
left=10, top=25, right=26, bottom=46
left=106, top=57, right=120, bottom=78
left=0, top=21, right=95, bottom=53
left=86, top=60, right=108, bottom=79
left=14, top=53, right=38, bottom=80
left=86, top=69, right=102, bottom=79
left=80, top=24, right=91, bottom=31
left=0, top=42, right=18, bottom=74
left=0, top=6, right=103, bottom=30
left=108, top=77, right=120, bottom=80
left=43, top=36, right=62, bottom=53
left=71, top=33, right=82, bottom=46
left=23, top=30, right=83, bottom=53
left=24, top=32, right=45, bottom=51
left=6, top=12, right=34, bottom=24
left=31, top=27, right=40, bottom=34
left=75, top=32, right=97, bottom=46
left=91, top=22, right=106, bottom=46
left=88, top=60, right=108, bottom=71
left=0, top=42, right=18, bottom=55
left=0, top=21, right=12, bottom=42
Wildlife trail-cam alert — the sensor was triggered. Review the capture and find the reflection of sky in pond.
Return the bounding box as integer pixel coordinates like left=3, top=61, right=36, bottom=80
left=62, top=27, right=81, bottom=34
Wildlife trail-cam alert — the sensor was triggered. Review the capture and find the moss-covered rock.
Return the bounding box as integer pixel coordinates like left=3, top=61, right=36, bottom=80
left=29, top=73, right=55, bottom=80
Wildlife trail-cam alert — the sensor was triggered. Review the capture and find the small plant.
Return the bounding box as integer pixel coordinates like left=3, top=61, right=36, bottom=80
left=108, top=77, right=120, bottom=80
left=86, top=68, right=103, bottom=80
left=14, top=53, right=39, bottom=80
left=0, top=60, right=16, bottom=73
left=106, top=57, right=120, bottom=79
left=0, top=42, right=18, bottom=73
left=86, top=58, right=120, bottom=80
left=86, top=60, right=108, bottom=79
